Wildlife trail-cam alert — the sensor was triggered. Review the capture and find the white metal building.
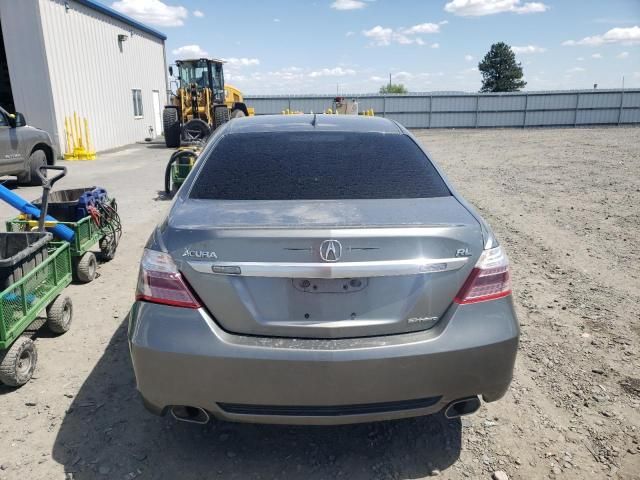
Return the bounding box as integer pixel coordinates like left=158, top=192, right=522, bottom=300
left=0, top=0, right=167, bottom=153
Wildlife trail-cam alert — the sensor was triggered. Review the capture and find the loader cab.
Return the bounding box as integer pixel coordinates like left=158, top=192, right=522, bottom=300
left=175, top=58, right=225, bottom=103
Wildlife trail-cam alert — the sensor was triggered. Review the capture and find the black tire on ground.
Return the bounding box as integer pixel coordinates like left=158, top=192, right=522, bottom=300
left=214, top=106, right=230, bottom=129
left=163, top=107, right=181, bottom=148
left=230, top=109, right=246, bottom=119
left=75, top=252, right=97, bottom=283
left=99, top=236, right=116, bottom=261
left=181, top=119, right=211, bottom=142
left=46, top=295, right=73, bottom=334
left=0, top=336, right=37, bottom=387
left=17, top=149, right=47, bottom=186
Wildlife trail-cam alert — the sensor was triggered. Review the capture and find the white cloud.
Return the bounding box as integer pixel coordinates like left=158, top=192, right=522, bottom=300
left=346, top=31, right=355, bottom=36
left=577, top=56, right=584, bottom=61
left=511, top=45, right=547, bottom=54
left=308, top=67, right=356, bottom=78
left=464, top=54, right=474, bottom=61
left=402, top=22, right=440, bottom=34
left=444, top=0, right=548, bottom=16
left=193, top=9, right=204, bottom=17
left=566, top=66, right=586, bottom=73
left=617, top=51, right=629, bottom=59
left=331, top=0, right=367, bottom=10
left=431, top=43, right=440, bottom=48
left=563, top=26, right=640, bottom=46
left=224, top=57, right=260, bottom=67
left=111, top=0, right=188, bottom=27
left=172, top=44, right=208, bottom=58
left=273, top=18, right=280, bottom=22
left=591, top=53, right=602, bottom=59
left=460, top=66, right=479, bottom=74
left=362, top=21, right=442, bottom=46
left=439, top=20, right=449, bottom=25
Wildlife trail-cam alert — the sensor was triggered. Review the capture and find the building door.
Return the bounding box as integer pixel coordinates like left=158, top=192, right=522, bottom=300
left=152, top=90, right=162, bottom=137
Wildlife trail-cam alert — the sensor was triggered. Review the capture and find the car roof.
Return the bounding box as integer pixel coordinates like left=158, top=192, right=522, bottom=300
left=226, top=114, right=403, bottom=135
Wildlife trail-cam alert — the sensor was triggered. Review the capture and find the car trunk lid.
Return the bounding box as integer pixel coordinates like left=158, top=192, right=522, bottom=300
left=164, top=197, right=483, bottom=339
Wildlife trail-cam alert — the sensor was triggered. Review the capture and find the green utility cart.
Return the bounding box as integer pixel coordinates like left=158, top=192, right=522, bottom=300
left=0, top=165, right=75, bottom=387
left=164, top=147, right=199, bottom=196
left=6, top=197, right=121, bottom=284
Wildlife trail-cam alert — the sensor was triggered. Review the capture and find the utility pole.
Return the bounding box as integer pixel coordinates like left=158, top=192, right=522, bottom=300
left=389, top=73, right=392, bottom=90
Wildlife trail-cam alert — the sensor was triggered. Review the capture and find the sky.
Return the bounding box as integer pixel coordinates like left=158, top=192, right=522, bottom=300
left=107, top=0, right=639, bottom=94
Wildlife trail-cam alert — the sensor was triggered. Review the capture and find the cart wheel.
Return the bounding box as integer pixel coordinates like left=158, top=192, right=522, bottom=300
left=75, top=252, right=97, bottom=283
left=0, top=337, right=37, bottom=387
left=46, top=295, right=73, bottom=334
left=99, top=237, right=117, bottom=261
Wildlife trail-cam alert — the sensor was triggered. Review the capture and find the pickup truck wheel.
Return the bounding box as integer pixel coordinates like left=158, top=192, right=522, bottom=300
left=0, top=337, right=37, bottom=387
left=17, top=150, right=47, bottom=186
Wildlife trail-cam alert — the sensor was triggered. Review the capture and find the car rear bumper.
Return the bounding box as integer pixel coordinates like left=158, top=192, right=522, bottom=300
left=127, top=297, right=519, bottom=425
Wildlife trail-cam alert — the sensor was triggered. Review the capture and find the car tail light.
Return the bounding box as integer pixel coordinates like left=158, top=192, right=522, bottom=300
left=454, top=245, right=511, bottom=304
left=136, top=249, right=201, bottom=309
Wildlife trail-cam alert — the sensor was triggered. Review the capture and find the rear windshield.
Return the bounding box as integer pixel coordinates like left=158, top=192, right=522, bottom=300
left=190, top=131, right=451, bottom=200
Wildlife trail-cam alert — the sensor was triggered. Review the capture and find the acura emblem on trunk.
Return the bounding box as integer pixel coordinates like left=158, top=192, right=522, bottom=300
left=320, top=240, right=342, bottom=262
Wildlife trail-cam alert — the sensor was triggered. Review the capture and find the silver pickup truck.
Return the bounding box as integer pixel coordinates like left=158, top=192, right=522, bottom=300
left=0, top=106, right=57, bottom=186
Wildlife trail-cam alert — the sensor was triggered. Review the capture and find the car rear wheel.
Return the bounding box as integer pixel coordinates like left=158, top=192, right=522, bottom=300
left=17, top=150, right=47, bottom=186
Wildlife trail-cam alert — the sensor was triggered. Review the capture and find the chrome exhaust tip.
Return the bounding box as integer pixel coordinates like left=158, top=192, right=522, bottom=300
left=444, top=396, right=481, bottom=419
left=170, top=405, right=210, bottom=425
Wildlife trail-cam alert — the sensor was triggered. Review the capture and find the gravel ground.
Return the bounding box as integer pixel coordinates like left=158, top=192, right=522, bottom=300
left=0, top=127, right=638, bottom=480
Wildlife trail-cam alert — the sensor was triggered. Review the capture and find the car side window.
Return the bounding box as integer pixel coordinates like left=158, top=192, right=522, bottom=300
left=0, top=112, right=7, bottom=127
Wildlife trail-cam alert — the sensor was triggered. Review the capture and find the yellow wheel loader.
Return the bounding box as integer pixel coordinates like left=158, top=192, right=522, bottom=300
left=163, top=58, right=252, bottom=148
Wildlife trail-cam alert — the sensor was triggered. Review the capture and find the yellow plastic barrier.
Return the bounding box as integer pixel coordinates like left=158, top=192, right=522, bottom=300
left=64, top=112, right=96, bottom=160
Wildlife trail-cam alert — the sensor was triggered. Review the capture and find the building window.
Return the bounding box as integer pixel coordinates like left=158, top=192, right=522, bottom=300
left=132, top=89, right=143, bottom=117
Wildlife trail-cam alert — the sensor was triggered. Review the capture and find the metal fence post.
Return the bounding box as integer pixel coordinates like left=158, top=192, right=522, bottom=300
left=574, top=92, right=580, bottom=127
left=618, top=89, right=625, bottom=125
left=382, top=95, right=386, bottom=118
left=523, top=94, right=528, bottom=128
left=474, top=94, right=480, bottom=128
left=428, top=95, right=432, bottom=128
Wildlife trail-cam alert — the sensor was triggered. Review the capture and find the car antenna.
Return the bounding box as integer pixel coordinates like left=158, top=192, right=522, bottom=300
left=311, top=113, right=317, bottom=127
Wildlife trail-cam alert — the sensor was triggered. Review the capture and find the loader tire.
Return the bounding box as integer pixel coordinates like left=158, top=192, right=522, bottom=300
left=230, top=108, right=246, bottom=119
left=181, top=119, right=211, bottom=142
left=0, top=336, right=37, bottom=387
left=214, top=107, right=230, bottom=129
left=163, top=107, right=181, bottom=148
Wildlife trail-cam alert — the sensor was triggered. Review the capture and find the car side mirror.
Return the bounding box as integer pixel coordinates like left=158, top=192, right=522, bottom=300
left=8, top=112, right=26, bottom=128
left=168, top=65, right=174, bottom=77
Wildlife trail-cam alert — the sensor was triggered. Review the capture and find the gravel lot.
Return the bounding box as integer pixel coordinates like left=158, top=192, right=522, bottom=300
left=0, top=126, right=638, bottom=480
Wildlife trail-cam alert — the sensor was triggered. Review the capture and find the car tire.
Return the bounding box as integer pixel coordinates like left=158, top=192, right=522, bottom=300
left=0, top=336, right=37, bottom=387
left=163, top=107, right=181, bottom=148
left=74, top=252, right=97, bottom=283
left=17, top=149, right=47, bottom=186
left=214, top=107, right=230, bottom=129
left=46, top=295, right=73, bottom=334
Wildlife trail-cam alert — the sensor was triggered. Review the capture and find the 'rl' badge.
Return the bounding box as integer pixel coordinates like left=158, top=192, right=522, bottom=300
left=456, top=248, right=472, bottom=257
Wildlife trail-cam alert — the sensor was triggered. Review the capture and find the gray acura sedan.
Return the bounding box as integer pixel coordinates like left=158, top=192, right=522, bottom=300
left=128, top=114, right=519, bottom=425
